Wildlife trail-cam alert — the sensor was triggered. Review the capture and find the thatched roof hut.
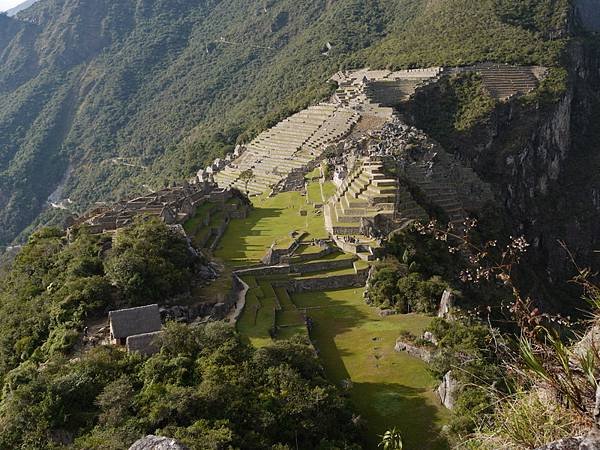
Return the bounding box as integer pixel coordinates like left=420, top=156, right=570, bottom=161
left=109, top=304, right=161, bottom=345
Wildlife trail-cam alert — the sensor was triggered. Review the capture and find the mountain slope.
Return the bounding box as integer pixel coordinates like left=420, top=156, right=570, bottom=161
left=0, top=0, right=570, bottom=247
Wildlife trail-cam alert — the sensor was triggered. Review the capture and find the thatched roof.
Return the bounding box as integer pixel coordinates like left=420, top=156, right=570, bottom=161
left=126, top=331, right=163, bottom=356
left=109, top=304, right=161, bottom=339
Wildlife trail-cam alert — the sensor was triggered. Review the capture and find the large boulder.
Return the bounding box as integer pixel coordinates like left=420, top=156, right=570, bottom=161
left=437, top=370, right=459, bottom=410
left=129, top=435, right=189, bottom=450
left=438, top=289, right=455, bottom=319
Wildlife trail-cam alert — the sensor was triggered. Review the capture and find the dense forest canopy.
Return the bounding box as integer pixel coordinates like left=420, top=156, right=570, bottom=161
left=0, top=0, right=570, bottom=248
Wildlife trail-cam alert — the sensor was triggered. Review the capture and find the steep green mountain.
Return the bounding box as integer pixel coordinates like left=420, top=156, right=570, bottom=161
left=0, top=0, right=569, bottom=248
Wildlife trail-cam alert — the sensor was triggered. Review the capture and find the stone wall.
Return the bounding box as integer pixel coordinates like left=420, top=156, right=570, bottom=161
left=280, top=245, right=334, bottom=264
left=292, top=257, right=356, bottom=275
left=235, top=265, right=292, bottom=278
left=234, top=257, right=356, bottom=277
left=209, top=274, right=246, bottom=321
left=208, top=219, right=230, bottom=252
left=289, top=269, right=369, bottom=293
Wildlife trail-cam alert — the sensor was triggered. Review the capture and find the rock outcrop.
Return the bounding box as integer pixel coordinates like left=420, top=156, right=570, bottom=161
left=534, top=431, right=600, bottom=450
left=437, top=371, right=459, bottom=410
left=575, top=0, right=600, bottom=32
left=129, top=435, right=189, bottom=450
left=394, top=339, right=434, bottom=363
left=438, top=290, right=455, bottom=319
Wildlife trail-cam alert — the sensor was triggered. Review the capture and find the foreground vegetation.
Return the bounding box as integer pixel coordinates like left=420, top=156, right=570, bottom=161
left=0, top=218, right=365, bottom=448
left=0, top=218, right=199, bottom=380
left=0, top=322, right=361, bottom=449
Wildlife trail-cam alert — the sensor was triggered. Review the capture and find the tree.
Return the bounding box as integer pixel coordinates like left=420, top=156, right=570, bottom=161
left=239, top=169, right=254, bottom=196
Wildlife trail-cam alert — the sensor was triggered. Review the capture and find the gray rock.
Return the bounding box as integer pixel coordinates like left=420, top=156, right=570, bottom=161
left=437, top=370, right=459, bottom=410
left=438, top=289, right=455, bottom=319
left=534, top=430, right=600, bottom=450
left=210, top=302, right=230, bottom=319
left=423, top=331, right=438, bottom=345
left=394, top=339, right=433, bottom=363
left=129, top=435, right=189, bottom=450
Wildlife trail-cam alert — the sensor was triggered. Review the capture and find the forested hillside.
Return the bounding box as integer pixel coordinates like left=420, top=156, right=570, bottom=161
left=0, top=0, right=570, bottom=248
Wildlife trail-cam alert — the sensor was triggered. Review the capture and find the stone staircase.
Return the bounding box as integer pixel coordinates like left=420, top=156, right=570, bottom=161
left=325, top=158, right=427, bottom=236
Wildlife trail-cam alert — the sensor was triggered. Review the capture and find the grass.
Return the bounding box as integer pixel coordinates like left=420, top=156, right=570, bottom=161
left=307, top=182, right=324, bottom=204
left=214, top=188, right=328, bottom=266
left=294, top=243, right=324, bottom=256
left=322, top=180, right=337, bottom=200
left=293, top=288, right=450, bottom=450
left=211, top=186, right=449, bottom=448
left=184, top=202, right=213, bottom=231
left=237, top=287, right=278, bottom=348
left=305, top=167, right=321, bottom=181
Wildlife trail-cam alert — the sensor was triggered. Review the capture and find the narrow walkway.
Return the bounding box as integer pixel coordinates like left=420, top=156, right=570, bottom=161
left=226, top=275, right=249, bottom=325
left=319, top=165, right=327, bottom=203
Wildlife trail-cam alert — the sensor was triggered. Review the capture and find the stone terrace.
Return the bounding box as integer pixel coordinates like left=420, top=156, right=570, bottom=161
left=214, top=104, right=360, bottom=195
left=333, top=64, right=546, bottom=108
left=332, top=67, right=444, bottom=115
left=325, top=157, right=428, bottom=237
left=369, top=120, right=494, bottom=224
left=451, top=63, right=546, bottom=101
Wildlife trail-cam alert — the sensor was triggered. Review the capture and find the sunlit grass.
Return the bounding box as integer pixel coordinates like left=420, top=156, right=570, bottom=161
left=293, top=288, right=450, bottom=450
left=215, top=188, right=328, bottom=266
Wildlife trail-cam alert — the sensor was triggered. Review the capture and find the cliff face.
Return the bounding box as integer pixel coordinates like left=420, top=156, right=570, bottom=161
left=401, top=30, right=600, bottom=309
left=465, top=42, right=600, bottom=308
left=575, top=0, right=600, bottom=32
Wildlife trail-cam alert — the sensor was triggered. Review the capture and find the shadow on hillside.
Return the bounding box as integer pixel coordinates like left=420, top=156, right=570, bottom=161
left=295, top=289, right=373, bottom=383
left=353, top=381, right=450, bottom=450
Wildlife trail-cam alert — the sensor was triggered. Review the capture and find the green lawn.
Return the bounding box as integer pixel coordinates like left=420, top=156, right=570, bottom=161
left=211, top=186, right=448, bottom=448
left=237, top=286, right=277, bottom=348
left=322, top=180, right=337, bottom=200
left=307, top=182, right=324, bottom=203
left=293, top=288, right=450, bottom=450
left=214, top=189, right=328, bottom=266
left=184, top=202, right=213, bottom=232
left=305, top=167, right=321, bottom=181
left=294, top=243, right=324, bottom=256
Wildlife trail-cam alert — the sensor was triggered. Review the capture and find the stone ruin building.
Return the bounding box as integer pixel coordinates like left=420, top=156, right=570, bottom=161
left=70, top=177, right=246, bottom=236
left=69, top=62, right=548, bottom=328
left=206, top=63, right=545, bottom=204
left=109, top=304, right=162, bottom=355
left=195, top=62, right=545, bottom=262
